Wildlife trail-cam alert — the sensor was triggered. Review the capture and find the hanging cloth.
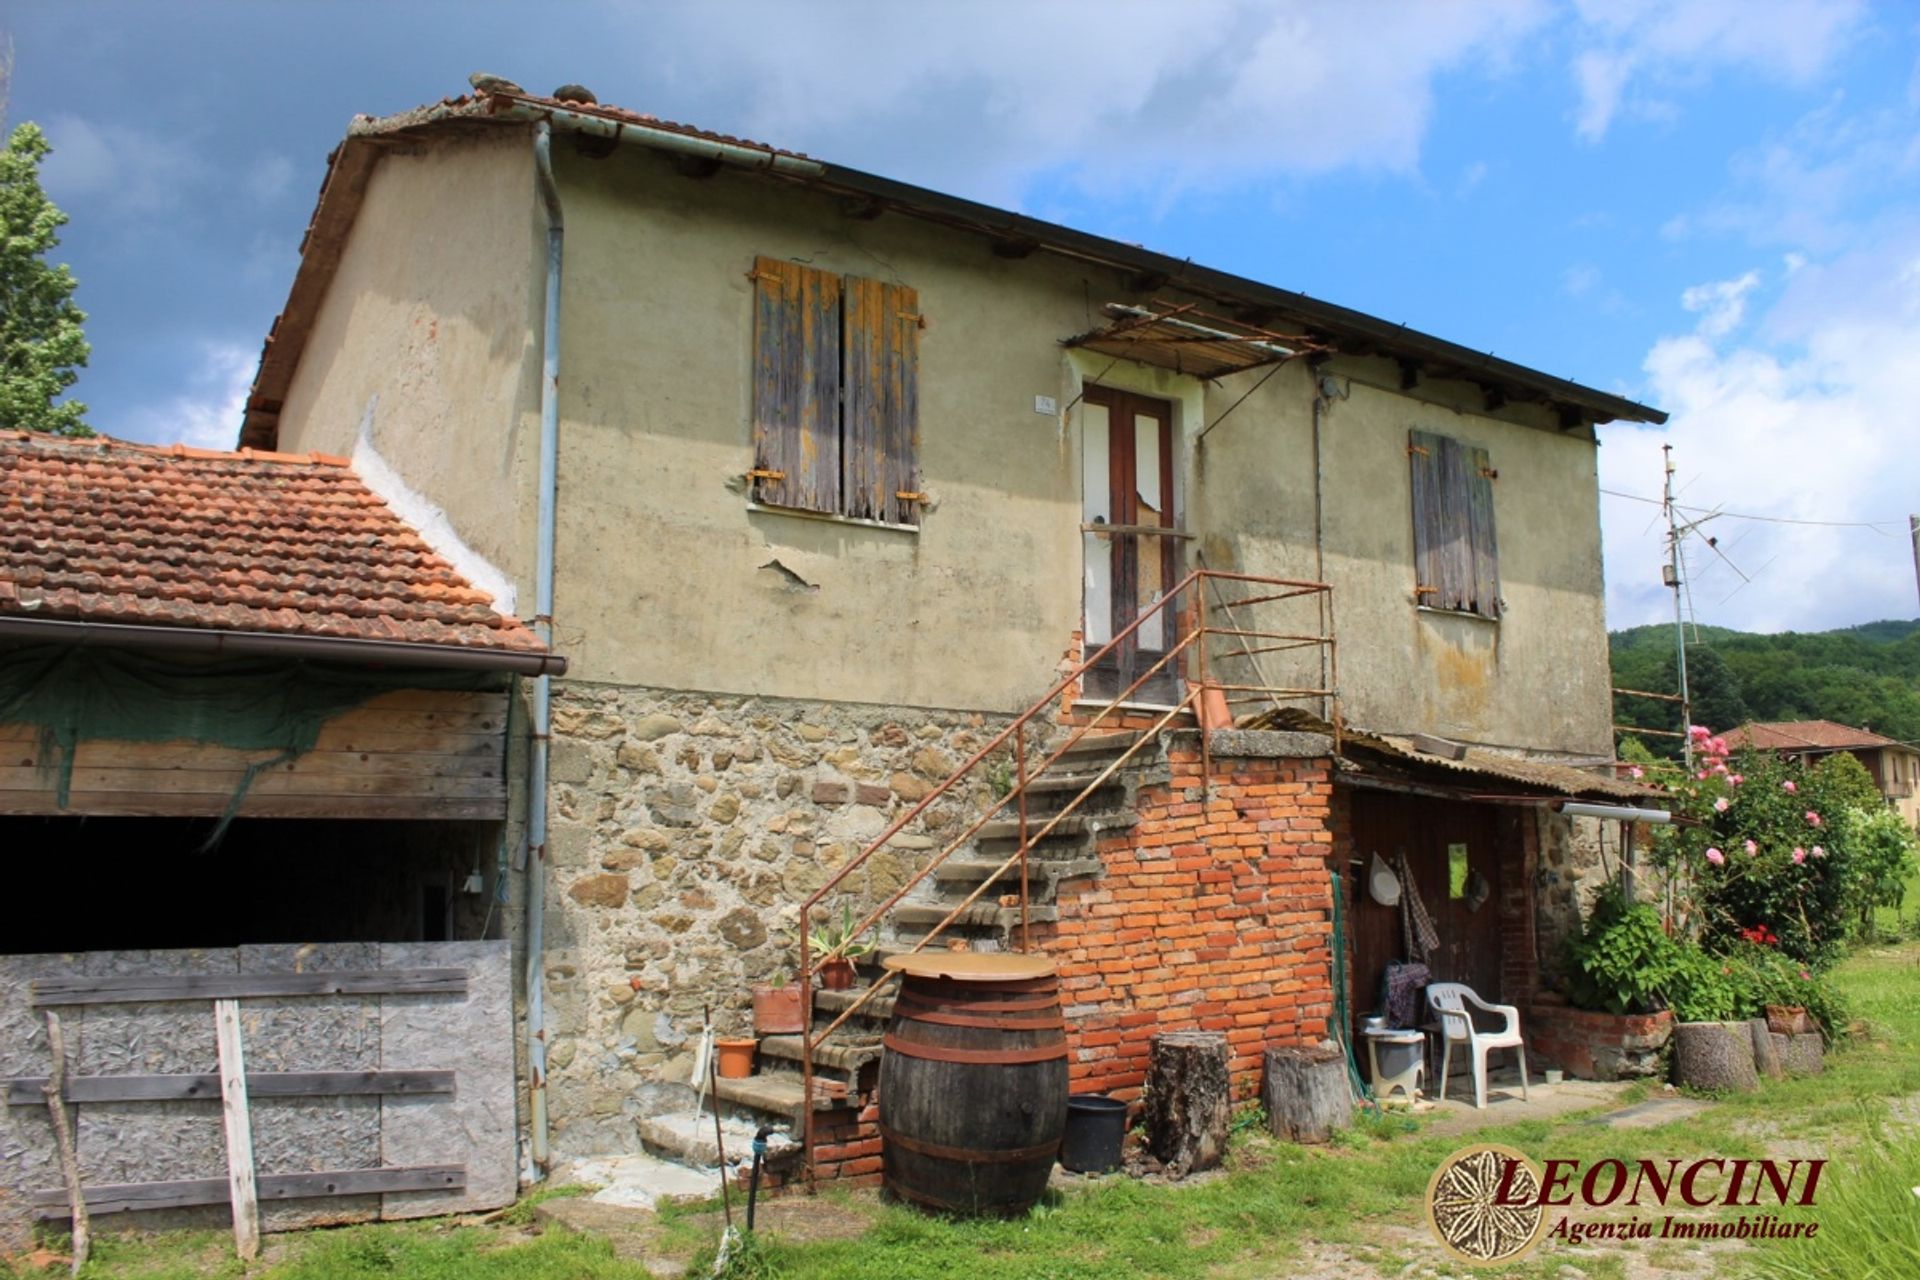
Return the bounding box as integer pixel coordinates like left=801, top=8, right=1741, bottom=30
left=1394, top=850, right=1440, bottom=963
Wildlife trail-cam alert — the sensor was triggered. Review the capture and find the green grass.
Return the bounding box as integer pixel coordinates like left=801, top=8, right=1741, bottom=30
left=14, top=941, right=1920, bottom=1280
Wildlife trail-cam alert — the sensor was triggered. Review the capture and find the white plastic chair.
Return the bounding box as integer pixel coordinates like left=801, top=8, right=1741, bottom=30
left=1426, top=982, right=1529, bottom=1110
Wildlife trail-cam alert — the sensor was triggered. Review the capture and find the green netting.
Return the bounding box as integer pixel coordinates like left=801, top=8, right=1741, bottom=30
left=0, top=643, right=504, bottom=834
left=1330, top=863, right=1378, bottom=1110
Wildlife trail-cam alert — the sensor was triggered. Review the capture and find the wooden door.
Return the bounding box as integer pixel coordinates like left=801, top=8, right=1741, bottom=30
left=1348, top=792, right=1503, bottom=1025
left=1081, top=386, right=1181, bottom=704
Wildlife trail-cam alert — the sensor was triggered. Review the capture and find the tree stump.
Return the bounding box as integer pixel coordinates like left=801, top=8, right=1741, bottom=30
left=1671, top=1020, right=1758, bottom=1091
left=1781, top=1032, right=1824, bottom=1076
left=1263, top=1043, right=1352, bottom=1144
left=1143, top=1032, right=1230, bottom=1177
left=1748, top=1018, right=1783, bottom=1080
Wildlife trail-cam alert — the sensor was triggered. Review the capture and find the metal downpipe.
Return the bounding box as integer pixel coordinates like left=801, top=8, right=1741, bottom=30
left=525, top=119, right=564, bottom=1176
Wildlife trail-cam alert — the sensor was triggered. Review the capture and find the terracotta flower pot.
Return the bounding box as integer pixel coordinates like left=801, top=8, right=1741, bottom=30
left=1765, top=1004, right=1812, bottom=1036
left=752, top=984, right=805, bottom=1035
left=820, top=958, right=857, bottom=991
left=715, top=1037, right=757, bottom=1079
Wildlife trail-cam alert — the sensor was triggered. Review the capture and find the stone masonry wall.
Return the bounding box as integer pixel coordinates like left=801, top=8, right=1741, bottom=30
left=1039, top=732, right=1337, bottom=1104
left=539, top=681, right=1038, bottom=1156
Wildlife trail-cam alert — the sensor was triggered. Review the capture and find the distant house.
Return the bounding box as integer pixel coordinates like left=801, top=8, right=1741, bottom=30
left=1725, top=720, right=1920, bottom=829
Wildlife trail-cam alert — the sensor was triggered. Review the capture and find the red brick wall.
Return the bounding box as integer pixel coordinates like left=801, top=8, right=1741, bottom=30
left=1039, top=745, right=1337, bottom=1104
left=1525, top=1004, right=1673, bottom=1081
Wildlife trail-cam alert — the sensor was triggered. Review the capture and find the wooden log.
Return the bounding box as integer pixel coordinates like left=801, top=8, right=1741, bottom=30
left=1782, top=1032, right=1824, bottom=1076
left=1142, top=1031, right=1229, bottom=1178
left=1671, top=1021, right=1757, bottom=1091
left=1262, top=1044, right=1353, bottom=1145
left=214, top=999, right=260, bottom=1262
left=1748, top=1018, right=1783, bottom=1080
left=41, top=1011, right=89, bottom=1275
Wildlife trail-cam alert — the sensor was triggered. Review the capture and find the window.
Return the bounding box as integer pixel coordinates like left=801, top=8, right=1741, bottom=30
left=1408, top=429, right=1500, bottom=619
left=749, top=255, right=920, bottom=525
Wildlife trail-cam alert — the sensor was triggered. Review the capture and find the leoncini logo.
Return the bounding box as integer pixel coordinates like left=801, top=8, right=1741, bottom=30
left=1425, top=1144, right=1825, bottom=1265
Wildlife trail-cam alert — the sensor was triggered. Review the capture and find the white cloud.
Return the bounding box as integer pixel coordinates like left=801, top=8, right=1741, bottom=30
left=1599, top=234, right=1920, bottom=634
left=1680, top=269, right=1761, bottom=336
left=1573, top=49, right=1633, bottom=141
left=623, top=0, right=1549, bottom=203
left=119, top=342, right=252, bottom=451
left=39, top=114, right=205, bottom=216
left=1563, top=263, right=1601, bottom=297
left=1672, top=96, right=1920, bottom=253
left=1567, top=0, right=1865, bottom=141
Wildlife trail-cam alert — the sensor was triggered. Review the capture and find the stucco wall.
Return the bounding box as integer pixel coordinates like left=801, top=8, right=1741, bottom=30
left=269, top=132, right=1615, bottom=757
left=1194, top=358, right=1615, bottom=758
left=272, top=129, right=543, bottom=603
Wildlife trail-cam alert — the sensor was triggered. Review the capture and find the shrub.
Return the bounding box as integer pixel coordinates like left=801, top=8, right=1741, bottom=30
left=1565, top=881, right=1681, bottom=1015
left=1836, top=805, right=1918, bottom=938
left=1647, top=733, right=1861, bottom=967
left=1665, top=944, right=1739, bottom=1022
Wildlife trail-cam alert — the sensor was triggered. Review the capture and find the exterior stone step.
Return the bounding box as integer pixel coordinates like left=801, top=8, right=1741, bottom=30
left=1051, top=731, right=1143, bottom=766
left=892, top=902, right=1060, bottom=930
left=757, top=1033, right=883, bottom=1073
left=974, top=812, right=1135, bottom=850
left=931, top=857, right=1101, bottom=886
left=709, top=1071, right=852, bottom=1120
left=975, top=814, right=1093, bottom=841
left=635, top=1112, right=801, bottom=1170
left=1018, top=769, right=1125, bottom=795
left=813, top=984, right=895, bottom=1022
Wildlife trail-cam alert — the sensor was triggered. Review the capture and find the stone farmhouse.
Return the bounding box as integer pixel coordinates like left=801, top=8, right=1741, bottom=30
left=3, top=77, right=1674, bottom=1209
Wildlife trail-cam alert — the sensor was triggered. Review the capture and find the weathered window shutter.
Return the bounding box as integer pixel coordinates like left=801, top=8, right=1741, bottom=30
left=842, top=276, right=920, bottom=525
left=1464, top=442, right=1500, bottom=618
left=1409, top=429, right=1499, bottom=618
left=751, top=256, right=842, bottom=514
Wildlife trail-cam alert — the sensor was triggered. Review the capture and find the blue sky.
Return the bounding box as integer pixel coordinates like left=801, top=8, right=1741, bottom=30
left=5, top=0, right=1917, bottom=633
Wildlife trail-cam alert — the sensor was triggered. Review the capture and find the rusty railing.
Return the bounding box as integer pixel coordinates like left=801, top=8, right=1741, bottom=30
left=794, top=569, right=1337, bottom=1174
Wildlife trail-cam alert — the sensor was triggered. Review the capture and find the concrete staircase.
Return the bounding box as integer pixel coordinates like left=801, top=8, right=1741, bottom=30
left=633, top=729, right=1158, bottom=1179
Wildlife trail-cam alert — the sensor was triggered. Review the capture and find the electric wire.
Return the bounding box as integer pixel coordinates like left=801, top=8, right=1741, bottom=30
left=1602, top=488, right=1903, bottom=533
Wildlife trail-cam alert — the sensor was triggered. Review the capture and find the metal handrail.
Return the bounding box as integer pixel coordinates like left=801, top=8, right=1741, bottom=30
left=794, top=569, right=1337, bottom=1177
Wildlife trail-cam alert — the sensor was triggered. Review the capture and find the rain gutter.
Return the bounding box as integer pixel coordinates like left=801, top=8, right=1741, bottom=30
left=0, top=616, right=566, bottom=675
left=523, top=118, right=564, bottom=1177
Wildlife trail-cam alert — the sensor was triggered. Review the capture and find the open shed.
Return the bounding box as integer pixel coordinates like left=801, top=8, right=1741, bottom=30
left=0, top=432, right=561, bottom=1247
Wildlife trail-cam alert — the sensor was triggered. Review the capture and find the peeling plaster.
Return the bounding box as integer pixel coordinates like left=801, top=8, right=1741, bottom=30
left=350, top=397, right=520, bottom=617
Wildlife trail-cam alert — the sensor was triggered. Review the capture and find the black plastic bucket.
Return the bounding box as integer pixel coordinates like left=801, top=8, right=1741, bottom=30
left=1060, top=1093, right=1128, bottom=1174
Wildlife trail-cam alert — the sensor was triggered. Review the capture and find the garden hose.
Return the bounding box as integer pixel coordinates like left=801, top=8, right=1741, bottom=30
left=1329, top=864, right=1378, bottom=1109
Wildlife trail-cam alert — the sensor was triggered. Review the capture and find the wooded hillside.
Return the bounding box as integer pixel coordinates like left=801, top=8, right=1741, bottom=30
left=1611, top=619, right=1920, bottom=753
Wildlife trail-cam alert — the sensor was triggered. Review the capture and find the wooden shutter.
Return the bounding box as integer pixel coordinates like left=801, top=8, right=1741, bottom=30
left=751, top=256, right=841, bottom=514
left=1464, top=442, right=1500, bottom=618
left=1410, top=430, right=1499, bottom=618
left=842, top=276, right=920, bottom=524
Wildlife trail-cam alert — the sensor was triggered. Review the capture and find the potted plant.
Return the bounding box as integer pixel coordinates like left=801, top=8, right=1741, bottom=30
left=715, top=1035, right=757, bottom=1079
left=813, top=903, right=874, bottom=992
left=751, top=971, right=805, bottom=1036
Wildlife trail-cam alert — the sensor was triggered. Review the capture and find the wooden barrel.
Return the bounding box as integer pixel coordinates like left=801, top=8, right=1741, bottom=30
left=878, top=952, right=1068, bottom=1216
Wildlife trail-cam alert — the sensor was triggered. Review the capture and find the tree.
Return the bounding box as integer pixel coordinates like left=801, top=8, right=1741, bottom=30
left=1680, top=644, right=1749, bottom=739
left=0, top=122, right=90, bottom=436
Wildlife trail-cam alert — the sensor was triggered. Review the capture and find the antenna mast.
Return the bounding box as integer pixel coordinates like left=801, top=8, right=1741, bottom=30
left=1663, top=445, right=1693, bottom=767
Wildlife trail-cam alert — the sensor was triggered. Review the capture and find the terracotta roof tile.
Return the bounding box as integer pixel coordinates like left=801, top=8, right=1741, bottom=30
left=1725, top=721, right=1906, bottom=752
left=0, top=431, right=545, bottom=656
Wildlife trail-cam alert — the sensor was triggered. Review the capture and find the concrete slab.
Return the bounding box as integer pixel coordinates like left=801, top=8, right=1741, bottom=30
left=1419, top=1071, right=1635, bottom=1138
left=636, top=1111, right=800, bottom=1169
left=1589, top=1096, right=1714, bottom=1130
left=559, top=1151, right=726, bottom=1210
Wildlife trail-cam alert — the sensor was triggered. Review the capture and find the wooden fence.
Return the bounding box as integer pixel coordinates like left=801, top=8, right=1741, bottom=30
left=0, top=941, right=514, bottom=1255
